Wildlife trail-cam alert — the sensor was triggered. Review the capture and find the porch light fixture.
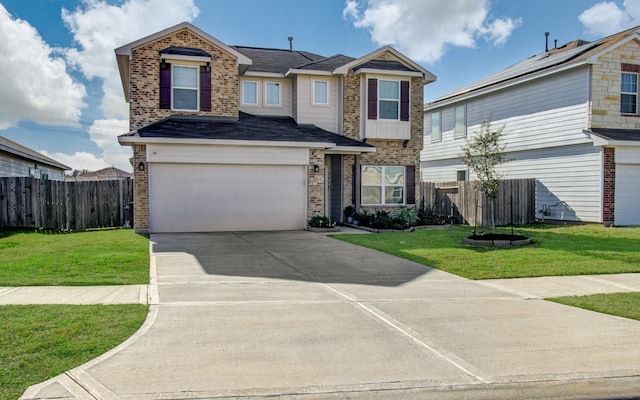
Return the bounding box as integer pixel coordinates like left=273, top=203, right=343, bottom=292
left=138, top=162, right=145, bottom=171
left=314, top=165, right=320, bottom=173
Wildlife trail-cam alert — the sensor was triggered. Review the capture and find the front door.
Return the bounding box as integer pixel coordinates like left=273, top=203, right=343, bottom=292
left=325, top=154, right=343, bottom=223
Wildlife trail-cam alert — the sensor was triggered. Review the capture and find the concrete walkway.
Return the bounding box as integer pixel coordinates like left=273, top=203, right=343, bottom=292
left=17, top=231, right=640, bottom=399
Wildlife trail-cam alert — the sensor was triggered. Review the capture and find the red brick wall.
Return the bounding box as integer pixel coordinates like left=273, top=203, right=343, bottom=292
left=602, top=147, right=615, bottom=226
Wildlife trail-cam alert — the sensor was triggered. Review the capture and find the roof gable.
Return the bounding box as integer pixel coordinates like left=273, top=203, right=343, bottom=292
left=429, top=25, right=640, bottom=105
left=333, top=46, right=436, bottom=82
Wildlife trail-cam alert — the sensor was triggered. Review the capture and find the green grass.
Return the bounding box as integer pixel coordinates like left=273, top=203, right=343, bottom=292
left=549, top=292, right=640, bottom=321
left=0, top=304, right=149, bottom=400
left=0, top=229, right=149, bottom=286
left=334, top=224, right=640, bottom=279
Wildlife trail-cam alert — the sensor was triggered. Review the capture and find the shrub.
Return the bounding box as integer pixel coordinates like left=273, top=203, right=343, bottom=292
left=355, top=209, right=373, bottom=226
left=417, top=201, right=441, bottom=225
left=396, top=207, right=418, bottom=227
left=308, top=215, right=331, bottom=228
left=372, top=209, right=393, bottom=229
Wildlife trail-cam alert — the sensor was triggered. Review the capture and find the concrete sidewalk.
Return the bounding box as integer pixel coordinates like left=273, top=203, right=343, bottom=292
left=18, top=231, right=640, bottom=399
left=0, top=285, right=148, bottom=305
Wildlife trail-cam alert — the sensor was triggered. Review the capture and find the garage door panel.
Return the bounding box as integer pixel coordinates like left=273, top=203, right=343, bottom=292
left=150, top=164, right=306, bottom=232
left=615, top=164, right=640, bottom=226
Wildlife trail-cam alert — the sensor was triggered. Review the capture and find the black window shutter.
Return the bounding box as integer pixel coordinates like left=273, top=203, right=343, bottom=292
left=367, top=79, right=378, bottom=120
left=159, top=62, right=171, bottom=109
left=406, top=165, right=416, bottom=204
left=200, top=65, right=211, bottom=112
left=400, top=80, right=410, bottom=121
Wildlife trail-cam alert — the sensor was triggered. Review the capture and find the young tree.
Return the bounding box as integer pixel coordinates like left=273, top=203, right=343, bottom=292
left=459, top=117, right=509, bottom=232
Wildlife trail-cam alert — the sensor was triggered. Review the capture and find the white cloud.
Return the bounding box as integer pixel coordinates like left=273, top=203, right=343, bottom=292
left=40, top=150, right=111, bottom=172
left=579, top=0, right=640, bottom=36
left=343, top=0, right=521, bottom=64
left=0, top=4, right=86, bottom=130
left=61, top=0, right=200, bottom=120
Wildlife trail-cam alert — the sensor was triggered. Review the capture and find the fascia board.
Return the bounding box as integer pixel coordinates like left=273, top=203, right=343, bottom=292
left=355, top=69, right=423, bottom=77
left=326, top=146, right=377, bottom=154
left=243, top=71, right=286, bottom=78
left=159, top=54, right=212, bottom=63
left=584, top=32, right=640, bottom=64
left=118, top=135, right=336, bottom=149
left=285, top=69, right=333, bottom=77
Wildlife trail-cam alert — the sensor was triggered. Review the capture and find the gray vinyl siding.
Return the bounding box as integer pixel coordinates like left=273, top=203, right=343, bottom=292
left=0, top=153, right=66, bottom=180
left=422, top=66, right=602, bottom=223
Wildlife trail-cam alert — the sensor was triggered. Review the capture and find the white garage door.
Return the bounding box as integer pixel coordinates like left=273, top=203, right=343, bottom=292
left=615, top=164, right=640, bottom=226
left=149, top=163, right=307, bottom=232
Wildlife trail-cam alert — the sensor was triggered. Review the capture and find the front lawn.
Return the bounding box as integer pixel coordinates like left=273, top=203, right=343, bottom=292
left=549, top=292, right=640, bottom=322
left=333, top=224, right=640, bottom=280
left=0, top=304, right=149, bottom=400
left=0, top=229, right=149, bottom=286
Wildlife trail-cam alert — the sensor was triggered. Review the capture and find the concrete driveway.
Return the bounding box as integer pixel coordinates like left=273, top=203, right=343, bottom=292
left=24, top=231, right=640, bottom=399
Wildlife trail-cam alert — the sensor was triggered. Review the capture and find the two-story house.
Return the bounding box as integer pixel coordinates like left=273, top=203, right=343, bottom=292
left=117, top=22, right=435, bottom=233
left=423, top=26, right=640, bottom=226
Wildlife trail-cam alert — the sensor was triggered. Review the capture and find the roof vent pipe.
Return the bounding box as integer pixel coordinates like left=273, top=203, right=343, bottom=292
left=288, top=36, right=293, bottom=51
left=545, top=32, right=549, bottom=52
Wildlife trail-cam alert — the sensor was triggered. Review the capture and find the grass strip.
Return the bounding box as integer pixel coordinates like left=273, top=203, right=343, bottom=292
left=0, top=304, right=149, bottom=400
left=548, top=292, right=640, bottom=322
left=0, top=229, right=149, bottom=286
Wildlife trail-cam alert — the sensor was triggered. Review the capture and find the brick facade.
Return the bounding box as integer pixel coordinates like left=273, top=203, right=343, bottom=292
left=602, top=147, right=616, bottom=226
left=591, top=40, right=640, bottom=129
left=132, top=144, right=149, bottom=233
left=307, top=149, right=326, bottom=218
left=129, top=28, right=239, bottom=131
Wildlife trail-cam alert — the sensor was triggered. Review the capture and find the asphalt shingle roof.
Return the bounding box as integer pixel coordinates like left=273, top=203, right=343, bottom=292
left=353, top=60, right=417, bottom=72
left=159, top=46, right=212, bottom=58
left=135, top=112, right=373, bottom=149
left=296, top=54, right=356, bottom=72
left=232, top=46, right=325, bottom=74
left=588, top=128, right=640, bottom=142
left=0, top=135, right=70, bottom=170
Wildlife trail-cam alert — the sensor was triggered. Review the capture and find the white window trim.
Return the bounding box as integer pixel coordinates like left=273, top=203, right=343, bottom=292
left=312, top=80, right=329, bottom=106
left=264, top=81, right=282, bottom=107
left=621, top=72, right=638, bottom=114
left=454, top=104, right=467, bottom=138
left=171, top=64, right=199, bottom=112
left=378, top=79, right=400, bottom=120
left=241, top=80, right=259, bottom=106
left=431, top=110, right=442, bottom=142
left=361, top=165, right=406, bottom=206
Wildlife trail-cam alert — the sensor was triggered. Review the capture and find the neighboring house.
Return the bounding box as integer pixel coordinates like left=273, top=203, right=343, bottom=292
left=423, top=26, right=640, bottom=226
left=66, top=167, right=133, bottom=182
left=0, top=135, right=69, bottom=181
left=116, top=22, right=435, bottom=233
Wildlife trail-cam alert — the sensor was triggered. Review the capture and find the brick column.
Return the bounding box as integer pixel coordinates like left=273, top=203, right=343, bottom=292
left=133, top=144, right=150, bottom=233
left=307, top=149, right=325, bottom=220
left=602, top=147, right=615, bottom=226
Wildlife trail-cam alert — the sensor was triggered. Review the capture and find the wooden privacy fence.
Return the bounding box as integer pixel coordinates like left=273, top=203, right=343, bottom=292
left=421, top=178, right=536, bottom=226
left=0, top=177, right=133, bottom=230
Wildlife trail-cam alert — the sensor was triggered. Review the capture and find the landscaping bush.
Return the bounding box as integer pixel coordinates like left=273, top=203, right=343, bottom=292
left=308, top=215, right=331, bottom=228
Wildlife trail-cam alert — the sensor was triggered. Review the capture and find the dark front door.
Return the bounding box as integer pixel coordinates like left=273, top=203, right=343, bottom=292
left=325, top=154, right=343, bottom=223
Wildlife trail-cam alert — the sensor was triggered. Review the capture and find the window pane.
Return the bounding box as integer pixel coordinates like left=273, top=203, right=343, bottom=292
left=173, top=66, right=197, bottom=88
left=431, top=112, right=441, bottom=140
left=454, top=105, right=466, bottom=137
left=173, top=88, right=197, bottom=110
left=621, top=93, right=637, bottom=113
left=362, top=186, right=381, bottom=204
left=379, top=100, right=399, bottom=119
left=379, top=80, right=399, bottom=99
left=362, top=166, right=382, bottom=184
left=243, top=82, right=257, bottom=104
left=266, top=82, right=280, bottom=105
left=314, top=81, right=328, bottom=104
left=385, top=186, right=404, bottom=204
left=621, top=73, right=637, bottom=93
left=384, top=166, right=405, bottom=185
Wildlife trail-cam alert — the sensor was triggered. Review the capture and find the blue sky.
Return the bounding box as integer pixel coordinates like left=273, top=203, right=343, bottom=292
left=1, top=0, right=639, bottom=172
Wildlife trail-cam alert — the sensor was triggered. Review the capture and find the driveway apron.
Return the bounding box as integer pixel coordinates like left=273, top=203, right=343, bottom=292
left=23, top=231, right=640, bottom=399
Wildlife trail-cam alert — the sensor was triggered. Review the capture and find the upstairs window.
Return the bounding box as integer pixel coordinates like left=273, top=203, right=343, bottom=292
left=313, top=80, right=328, bottom=105
left=430, top=111, right=441, bottom=142
left=379, top=80, right=399, bottom=119
left=172, top=66, right=198, bottom=111
left=367, top=78, right=410, bottom=121
left=621, top=72, right=638, bottom=114
left=242, top=81, right=258, bottom=105
left=454, top=104, right=466, bottom=138
left=159, top=62, right=211, bottom=112
left=265, top=82, right=281, bottom=106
